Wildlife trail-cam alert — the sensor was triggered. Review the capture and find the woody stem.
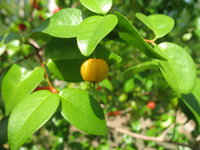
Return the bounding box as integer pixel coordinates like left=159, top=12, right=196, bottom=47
left=36, top=53, right=53, bottom=91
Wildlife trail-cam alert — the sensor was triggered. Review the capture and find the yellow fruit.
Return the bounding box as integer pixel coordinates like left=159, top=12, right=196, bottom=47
left=80, top=58, right=109, bottom=83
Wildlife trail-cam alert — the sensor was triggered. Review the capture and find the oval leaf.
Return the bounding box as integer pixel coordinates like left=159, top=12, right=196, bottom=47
left=60, top=88, right=107, bottom=136
left=80, top=0, right=112, bottom=15
left=77, top=14, right=118, bottom=56
left=136, top=13, right=175, bottom=38
left=157, top=42, right=196, bottom=94
left=2, top=62, right=44, bottom=115
left=8, top=90, right=60, bottom=150
left=45, top=37, right=122, bottom=64
left=114, top=12, right=167, bottom=60
left=32, top=8, right=82, bottom=38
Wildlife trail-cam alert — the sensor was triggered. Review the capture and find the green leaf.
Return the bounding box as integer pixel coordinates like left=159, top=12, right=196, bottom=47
left=124, top=78, right=135, bottom=93
left=8, top=90, right=60, bottom=150
left=0, top=117, right=8, bottom=145
left=60, top=88, right=107, bottom=136
left=123, top=61, right=158, bottom=82
left=46, top=40, right=121, bottom=82
left=2, top=62, right=44, bottom=115
left=45, top=37, right=122, bottom=64
left=182, top=79, right=200, bottom=131
left=77, top=14, right=118, bottom=56
left=80, top=0, right=112, bottom=15
left=136, top=13, right=175, bottom=38
left=45, top=38, right=84, bottom=60
left=157, top=42, right=196, bottom=94
left=114, top=12, right=167, bottom=60
left=95, top=44, right=122, bottom=65
left=32, top=8, right=82, bottom=38
left=47, top=59, right=85, bottom=82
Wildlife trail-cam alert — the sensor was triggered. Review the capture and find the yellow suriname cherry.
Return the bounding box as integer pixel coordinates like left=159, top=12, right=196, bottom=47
left=80, top=58, right=109, bottom=83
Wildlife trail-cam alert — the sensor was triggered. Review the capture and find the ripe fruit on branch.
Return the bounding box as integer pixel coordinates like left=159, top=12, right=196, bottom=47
left=108, top=111, right=120, bottom=116
left=18, top=23, right=26, bottom=31
left=80, top=58, right=109, bottom=83
left=39, top=15, right=44, bottom=21
left=33, top=86, right=58, bottom=93
left=147, top=101, right=155, bottom=110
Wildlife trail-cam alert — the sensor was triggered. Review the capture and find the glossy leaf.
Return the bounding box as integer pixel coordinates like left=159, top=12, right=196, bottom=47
left=182, top=79, right=200, bottom=130
left=45, top=37, right=121, bottom=64
left=77, top=14, right=118, bottom=56
left=157, top=42, right=196, bottom=94
left=80, top=0, right=112, bottom=15
left=8, top=90, right=60, bottom=150
left=32, top=8, right=82, bottom=38
left=114, top=12, right=167, bottom=60
left=60, top=88, right=107, bottom=136
left=136, top=13, right=175, bottom=38
left=2, top=62, right=44, bottom=115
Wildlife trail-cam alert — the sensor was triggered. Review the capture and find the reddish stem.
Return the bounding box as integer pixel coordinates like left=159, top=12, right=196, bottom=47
left=36, top=53, right=58, bottom=93
left=144, top=39, right=155, bottom=44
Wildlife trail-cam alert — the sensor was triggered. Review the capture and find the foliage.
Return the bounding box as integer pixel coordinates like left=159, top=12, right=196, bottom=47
left=0, top=0, right=200, bottom=150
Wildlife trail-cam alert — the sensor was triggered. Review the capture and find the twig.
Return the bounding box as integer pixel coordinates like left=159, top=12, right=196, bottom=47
left=144, top=39, right=155, bottom=44
left=107, top=124, right=194, bottom=149
left=0, top=45, right=44, bottom=75
left=27, top=42, right=57, bottom=93
left=71, top=0, right=80, bottom=8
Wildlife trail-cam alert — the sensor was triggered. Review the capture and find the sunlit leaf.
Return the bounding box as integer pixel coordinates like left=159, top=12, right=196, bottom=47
left=60, top=88, right=108, bottom=136
left=80, top=0, right=112, bottom=15
left=8, top=90, right=60, bottom=150
left=136, top=13, right=175, bottom=38
left=2, top=62, right=44, bottom=115
left=77, top=14, right=118, bottom=56
left=32, top=8, right=82, bottom=38
left=114, top=12, right=167, bottom=60
left=157, top=42, right=196, bottom=94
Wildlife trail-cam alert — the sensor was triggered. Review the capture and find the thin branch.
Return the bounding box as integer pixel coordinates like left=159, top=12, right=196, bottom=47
left=144, top=39, right=155, bottom=45
left=107, top=123, right=194, bottom=149
left=71, top=0, right=80, bottom=8
left=26, top=42, right=57, bottom=93
left=0, top=46, right=44, bottom=75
